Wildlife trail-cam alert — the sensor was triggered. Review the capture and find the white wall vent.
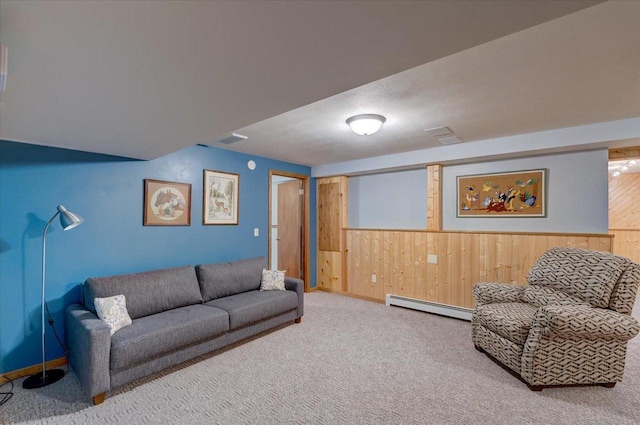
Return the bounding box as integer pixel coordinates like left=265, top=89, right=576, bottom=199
left=217, top=133, right=248, bottom=145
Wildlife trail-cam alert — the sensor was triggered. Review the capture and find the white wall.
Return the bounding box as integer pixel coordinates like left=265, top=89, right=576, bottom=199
left=442, top=149, right=609, bottom=233
left=339, top=148, right=609, bottom=234
left=348, top=169, right=427, bottom=229
left=312, top=118, right=640, bottom=177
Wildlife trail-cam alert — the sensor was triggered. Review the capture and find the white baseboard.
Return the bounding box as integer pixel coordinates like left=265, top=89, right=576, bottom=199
left=385, top=294, right=473, bottom=321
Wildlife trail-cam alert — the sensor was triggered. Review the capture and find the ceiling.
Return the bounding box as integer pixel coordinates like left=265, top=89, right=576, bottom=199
left=1, top=1, right=639, bottom=168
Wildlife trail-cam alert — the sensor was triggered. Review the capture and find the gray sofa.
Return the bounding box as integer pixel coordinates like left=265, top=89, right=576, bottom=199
left=65, top=257, right=303, bottom=405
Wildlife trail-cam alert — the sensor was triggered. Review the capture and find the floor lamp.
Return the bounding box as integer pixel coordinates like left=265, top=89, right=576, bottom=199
left=23, top=205, right=84, bottom=389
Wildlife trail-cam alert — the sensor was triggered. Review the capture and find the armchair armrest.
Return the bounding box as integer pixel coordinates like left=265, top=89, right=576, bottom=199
left=473, top=283, right=525, bottom=307
left=284, top=276, right=304, bottom=319
left=65, top=303, right=111, bottom=399
left=533, top=305, right=640, bottom=341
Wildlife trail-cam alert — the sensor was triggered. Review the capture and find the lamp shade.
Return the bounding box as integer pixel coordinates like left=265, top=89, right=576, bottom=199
left=57, top=205, right=84, bottom=230
left=346, top=114, right=386, bottom=136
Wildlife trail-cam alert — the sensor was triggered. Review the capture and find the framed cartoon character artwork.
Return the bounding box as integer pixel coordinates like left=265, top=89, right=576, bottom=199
left=456, top=169, right=546, bottom=217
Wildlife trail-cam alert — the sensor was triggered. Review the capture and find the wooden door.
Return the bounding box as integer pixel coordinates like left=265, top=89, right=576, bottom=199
left=277, top=180, right=302, bottom=278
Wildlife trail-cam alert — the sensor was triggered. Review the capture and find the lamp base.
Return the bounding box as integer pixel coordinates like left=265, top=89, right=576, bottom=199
left=22, top=368, right=65, bottom=389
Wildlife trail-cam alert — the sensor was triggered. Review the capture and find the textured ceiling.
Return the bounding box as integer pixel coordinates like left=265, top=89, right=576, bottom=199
left=224, top=1, right=640, bottom=166
left=0, top=0, right=614, bottom=165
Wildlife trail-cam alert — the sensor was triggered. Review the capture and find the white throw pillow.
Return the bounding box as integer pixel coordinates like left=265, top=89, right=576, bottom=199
left=94, top=294, right=132, bottom=335
left=260, top=269, right=286, bottom=291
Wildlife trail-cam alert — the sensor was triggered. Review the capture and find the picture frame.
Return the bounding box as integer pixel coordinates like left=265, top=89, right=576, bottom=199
left=143, top=179, right=192, bottom=226
left=456, top=169, right=546, bottom=217
left=203, top=170, right=239, bottom=225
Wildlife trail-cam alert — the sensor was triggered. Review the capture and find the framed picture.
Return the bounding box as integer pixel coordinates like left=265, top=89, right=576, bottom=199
left=144, top=179, right=192, bottom=225
left=203, top=170, right=239, bottom=225
left=456, top=169, right=546, bottom=217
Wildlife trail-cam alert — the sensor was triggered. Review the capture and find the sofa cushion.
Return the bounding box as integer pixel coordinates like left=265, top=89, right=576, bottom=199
left=110, top=304, right=229, bottom=370
left=84, top=265, right=203, bottom=319
left=474, top=302, right=537, bottom=346
left=205, top=289, right=298, bottom=330
left=196, top=257, right=266, bottom=302
left=526, top=247, right=629, bottom=308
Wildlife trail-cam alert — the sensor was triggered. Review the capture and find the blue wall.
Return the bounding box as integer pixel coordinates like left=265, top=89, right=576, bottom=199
left=0, top=140, right=316, bottom=374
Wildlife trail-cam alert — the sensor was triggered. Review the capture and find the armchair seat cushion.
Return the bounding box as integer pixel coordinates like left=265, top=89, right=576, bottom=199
left=474, top=302, right=537, bottom=346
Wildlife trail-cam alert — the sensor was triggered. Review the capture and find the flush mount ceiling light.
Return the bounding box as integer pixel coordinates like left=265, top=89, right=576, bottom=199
left=346, top=114, right=386, bottom=136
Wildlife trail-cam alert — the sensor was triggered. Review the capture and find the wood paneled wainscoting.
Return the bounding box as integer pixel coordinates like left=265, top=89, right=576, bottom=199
left=343, top=229, right=613, bottom=309
left=610, top=229, right=640, bottom=264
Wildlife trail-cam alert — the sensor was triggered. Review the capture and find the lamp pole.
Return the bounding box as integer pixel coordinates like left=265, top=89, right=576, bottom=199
left=40, top=213, right=58, bottom=383
left=23, top=205, right=83, bottom=389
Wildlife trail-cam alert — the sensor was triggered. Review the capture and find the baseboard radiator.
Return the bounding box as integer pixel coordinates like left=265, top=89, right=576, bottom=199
left=385, top=294, right=473, bottom=321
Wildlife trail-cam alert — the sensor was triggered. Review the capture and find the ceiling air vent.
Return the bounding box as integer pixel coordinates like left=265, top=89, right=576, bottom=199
left=437, top=136, right=462, bottom=145
left=217, top=133, right=248, bottom=145
left=423, top=126, right=452, bottom=138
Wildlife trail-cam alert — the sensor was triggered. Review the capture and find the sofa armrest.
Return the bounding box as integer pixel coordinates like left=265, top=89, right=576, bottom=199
left=65, top=303, right=111, bottom=399
left=472, top=283, right=525, bottom=307
left=284, top=276, right=304, bottom=319
left=533, top=305, right=640, bottom=341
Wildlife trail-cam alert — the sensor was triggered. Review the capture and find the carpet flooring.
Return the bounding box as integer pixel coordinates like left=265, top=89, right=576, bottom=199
left=1, top=291, right=639, bottom=424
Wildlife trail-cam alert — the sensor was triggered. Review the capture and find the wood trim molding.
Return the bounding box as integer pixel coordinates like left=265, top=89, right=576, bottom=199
left=341, top=229, right=348, bottom=292
left=609, top=146, right=640, bottom=160
left=316, top=287, right=385, bottom=304
left=268, top=170, right=311, bottom=292
left=1, top=357, right=67, bottom=381
left=427, top=164, right=442, bottom=231
left=343, top=228, right=613, bottom=238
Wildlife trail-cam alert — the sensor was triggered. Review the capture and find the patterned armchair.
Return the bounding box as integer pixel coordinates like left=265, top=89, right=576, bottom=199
left=472, top=247, right=640, bottom=390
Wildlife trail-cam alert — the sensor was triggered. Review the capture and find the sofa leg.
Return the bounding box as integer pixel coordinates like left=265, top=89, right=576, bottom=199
left=93, top=393, right=106, bottom=405
left=295, top=317, right=302, bottom=324
left=600, top=382, right=616, bottom=389
left=528, top=385, right=544, bottom=392
left=474, top=345, right=484, bottom=353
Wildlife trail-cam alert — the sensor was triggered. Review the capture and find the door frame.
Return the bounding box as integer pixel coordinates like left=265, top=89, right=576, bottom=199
left=268, top=170, right=310, bottom=292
